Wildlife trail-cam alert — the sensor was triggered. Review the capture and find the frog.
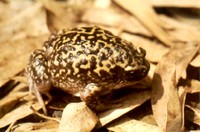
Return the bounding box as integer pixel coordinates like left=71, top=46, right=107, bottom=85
left=26, top=26, right=150, bottom=114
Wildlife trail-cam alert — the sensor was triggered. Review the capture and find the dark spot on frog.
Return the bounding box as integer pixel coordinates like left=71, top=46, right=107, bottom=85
left=104, top=46, right=111, bottom=52
left=77, top=51, right=84, bottom=55
left=90, top=56, right=97, bottom=70
left=110, top=58, right=115, bottom=64
left=88, top=49, right=99, bottom=55
left=67, top=46, right=76, bottom=51
left=124, top=53, right=128, bottom=59
left=83, top=27, right=93, bottom=32
left=98, top=42, right=105, bottom=48
left=106, top=64, right=111, bottom=68
left=103, top=30, right=113, bottom=36
left=99, top=52, right=106, bottom=61
left=68, top=53, right=74, bottom=60
left=75, top=62, right=81, bottom=68
left=80, top=59, right=88, bottom=65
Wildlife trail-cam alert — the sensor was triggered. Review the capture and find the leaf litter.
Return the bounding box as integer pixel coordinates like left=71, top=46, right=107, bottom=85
left=0, top=0, right=200, bottom=131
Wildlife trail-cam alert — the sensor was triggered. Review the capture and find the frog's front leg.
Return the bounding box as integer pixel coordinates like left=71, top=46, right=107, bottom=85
left=26, top=49, right=52, bottom=114
left=80, top=83, right=120, bottom=111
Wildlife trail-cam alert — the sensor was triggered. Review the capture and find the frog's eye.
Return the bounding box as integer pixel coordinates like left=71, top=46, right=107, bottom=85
left=124, top=64, right=149, bottom=81
left=125, top=69, right=143, bottom=81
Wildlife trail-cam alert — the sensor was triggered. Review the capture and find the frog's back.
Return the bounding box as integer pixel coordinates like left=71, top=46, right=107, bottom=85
left=44, top=26, right=148, bottom=92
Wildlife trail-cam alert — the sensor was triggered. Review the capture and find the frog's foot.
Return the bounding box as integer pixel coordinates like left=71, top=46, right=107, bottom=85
left=33, top=89, right=47, bottom=114
left=32, top=86, right=52, bottom=115
left=80, top=83, right=121, bottom=112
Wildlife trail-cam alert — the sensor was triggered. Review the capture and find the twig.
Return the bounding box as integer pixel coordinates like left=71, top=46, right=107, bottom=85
left=30, top=106, right=61, bottom=123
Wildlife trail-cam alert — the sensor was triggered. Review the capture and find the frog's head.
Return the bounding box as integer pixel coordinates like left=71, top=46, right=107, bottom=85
left=124, top=47, right=150, bottom=81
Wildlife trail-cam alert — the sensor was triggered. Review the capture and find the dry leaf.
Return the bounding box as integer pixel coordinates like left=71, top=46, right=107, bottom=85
left=97, top=90, right=151, bottom=128
left=0, top=2, right=49, bottom=43
left=178, top=86, right=187, bottom=129
left=10, top=121, right=59, bottom=132
left=0, top=102, right=41, bottom=129
left=0, top=36, right=47, bottom=87
left=121, top=33, right=169, bottom=63
left=58, top=102, right=98, bottom=132
left=9, top=76, right=27, bottom=84
left=159, top=15, right=200, bottom=43
left=108, top=119, right=162, bottom=132
left=186, top=105, right=200, bottom=126
left=150, top=0, right=200, bottom=8
left=151, top=51, right=182, bottom=131
left=190, top=53, right=200, bottom=67
left=175, top=45, right=200, bottom=81
left=42, top=0, right=92, bottom=31
left=184, top=80, right=200, bottom=93
left=0, top=83, right=28, bottom=118
left=0, top=1, right=49, bottom=87
left=152, top=45, right=199, bottom=131
left=82, top=7, right=152, bottom=37
left=0, top=91, right=28, bottom=118
left=152, top=44, right=200, bottom=130
left=114, top=0, right=174, bottom=47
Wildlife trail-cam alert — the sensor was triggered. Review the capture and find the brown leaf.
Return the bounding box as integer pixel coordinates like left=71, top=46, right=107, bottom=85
left=42, top=0, right=92, bottom=31
left=82, top=7, right=152, bottom=37
left=9, top=76, right=27, bottom=84
left=0, top=36, right=47, bottom=87
left=151, top=51, right=182, bottom=131
left=0, top=101, right=41, bottom=129
left=0, top=2, right=49, bottom=43
left=184, top=80, right=200, bottom=93
left=10, top=121, right=59, bottom=132
left=97, top=90, right=151, bottom=128
left=0, top=1, right=49, bottom=87
left=190, top=53, right=200, bottom=67
left=186, top=105, right=200, bottom=126
left=176, top=45, right=200, bottom=81
left=178, top=86, right=187, bottom=129
left=121, top=33, right=169, bottom=63
left=58, top=102, right=98, bottom=132
left=0, top=83, right=28, bottom=118
left=152, top=44, right=199, bottom=130
left=159, top=15, right=200, bottom=43
left=108, top=118, right=162, bottom=132
left=113, top=0, right=174, bottom=47
left=150, top=0, right=200, bottom=8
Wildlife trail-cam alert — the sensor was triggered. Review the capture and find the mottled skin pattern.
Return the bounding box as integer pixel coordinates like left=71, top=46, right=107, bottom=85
left=26, top=26, right=150, bottom=113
